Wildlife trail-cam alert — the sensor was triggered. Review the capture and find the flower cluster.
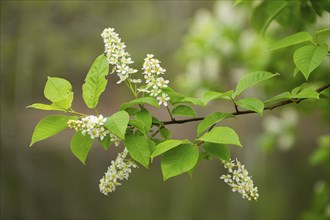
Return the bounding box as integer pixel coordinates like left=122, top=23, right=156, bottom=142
left=67, top=115, right=110, bottom=140
left=99, top=148, right=138, bottom=195
left=220, top=158, right=259, bottom=201
left=140, top=54, right=170, bottom=106
left=101, top=28, right=138, bottom=84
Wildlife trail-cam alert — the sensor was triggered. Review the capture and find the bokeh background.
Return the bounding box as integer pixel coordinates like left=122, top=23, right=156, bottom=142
left=1, top=1, right=329, bottom=219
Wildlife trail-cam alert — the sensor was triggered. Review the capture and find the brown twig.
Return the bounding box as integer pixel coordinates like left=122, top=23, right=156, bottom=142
left=159, top=83, right=330, bottom=125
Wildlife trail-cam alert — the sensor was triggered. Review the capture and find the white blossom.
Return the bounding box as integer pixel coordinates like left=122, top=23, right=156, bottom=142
left=99, top=148, right=138, bottom=195
left=101, top=27, right=137, bottom=84
left=140, top=54, right=171, bottom=106
left=220, top=158, right=259, bottom=201
left=157, top=93, right=170, bottom=106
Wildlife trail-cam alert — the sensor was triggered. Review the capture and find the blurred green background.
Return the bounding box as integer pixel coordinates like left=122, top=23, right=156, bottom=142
left=1, top=1, right=329, bottom=219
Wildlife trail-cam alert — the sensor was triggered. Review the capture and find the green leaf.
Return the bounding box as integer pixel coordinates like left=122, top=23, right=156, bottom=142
left=27, top=103, right=65, bottom=112
left=198, top=127, right=242, bottom=147
left=136, top=107, right=152, bottom=134
left=125, top=107, right=139, bottom=116
left=291, top=87, right=320, bottom=99
left=269, top=32, right=313, bottom=51
left=70, top=132, right=93, bottom=165
left=235, top=71, right=279, bottom=96
left=236, top=97, right=265, bottom=116
left=104, top=111, right=129, bottom=140
left=30, top=115, right=77, bottom=146
left=129, top=120, right=147, bottom=136
left=52, top=92, right=74, bottom=110
left=161, top=144, right=199, bottom=181
left=44, top=77, right=73, bottom=102
left=203, top=142, right=230, bottom=161
left=82, top=55, right=109, bottom=109
left=251, top=0, right=288, bottom=35
left=120, top=97, right=159, bottom=110
left=160, top=127, right=172, bottom=139
left=293, top=44, right=328, bottom=80
left=172, top=105, right=196, bottom=118
left=202, top=90, right=233, bottom=106
left=197, top=112, right=233, bottom=136
left=99, top=135, right=112, bottom=150
left=172, top=97, right=204, bottom=106
left=315, top=28, right=330, bottom=44
left=124, top=133, right=150, bottom=168
left=151, top=139, right=190, bottom=159
left=264, top=92, right=291, bottom=103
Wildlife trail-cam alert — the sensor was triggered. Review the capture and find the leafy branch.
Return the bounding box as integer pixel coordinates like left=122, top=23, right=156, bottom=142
left=161, top=83, right=329, bottom=125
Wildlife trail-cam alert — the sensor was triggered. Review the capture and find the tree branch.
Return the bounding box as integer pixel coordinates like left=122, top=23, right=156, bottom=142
left=161, top=83, right=330, bottom=125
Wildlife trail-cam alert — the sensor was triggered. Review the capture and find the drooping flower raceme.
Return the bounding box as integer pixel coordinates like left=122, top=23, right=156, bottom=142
left=67, top=115, right=110, bottom=141
left=99, top=148, right=138, bottom=195
left=140, top=54, right=170, bottom=106
left=101, top=28, right=138, bottom=84
left=220, top=158, right=259, bottom=201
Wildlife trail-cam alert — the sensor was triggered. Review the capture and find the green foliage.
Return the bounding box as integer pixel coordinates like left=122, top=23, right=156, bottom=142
left=104, top=111, right=129, bottom=140
left=172, top=105, right=196, bottom=118
left=82, top=55, right=109, bottom=109
left=135, top=107, right=153, bottom=135
left=202, top=90, right=233, bottom=106
left=251, top=0, right=288, bottom=35
left=70, top=132, right=93, bottom=165
left=236, top=97, right=264, bottom=116
left=161, top=144, right=199, bottom=181
left=124, top=132, right=151, bottom=168
left=120, top=97, right=159, bottom=110
left=293, top=44, right=328, bottom=80
left=197, top=112, right=233, bottom=136
left=27, top=9, right=329, bottom=200
left=235, top=71, right=279, bottom=97
left=203, top=142, right=230, bottom=162
left=198, top=127, right=242, bottom=147
left=30, top=115, right=77, bottom=146
left=269, top=32, right=313, bottom=51
left=151, top=139, right=190, bottom=159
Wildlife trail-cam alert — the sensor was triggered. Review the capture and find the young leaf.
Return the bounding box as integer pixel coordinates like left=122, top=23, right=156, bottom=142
left=235, top=71, right=279, bottom=96
left=291, top=87, right=320, bottom=99
left=82, top=55, right=109, bottom=109
left=70, top=132, right=93, bottom=165
left=269, top=32, right=313, bottom=51
left=44, top=77, right=73, bottom=102
left=136, top=107, right=152, bottom=134
left=293, top=44, right=328, bottom=80
left=202, top=90, right=233, bottom=106
left=197, top=112, right=233, bottom=136
left=27, top=103, right=65, bottom=112
left=203, top=142, right=230, bottom=161
left=30, top=115, right=77, bottom=146
left=124, top=133, right=150, bottom=168
left=198, top=127, right=242, bottom=147
left=236, top=97, right=265, bottom=116
left=52, top=92, right=74, bottom=110
left=172, top=105, right=196, bottom=118
left=251, top=0, right=288, bottom=35
left=264, top=92, right=291, bottom=103
left=151, top=139, right=189, bottom=159
left=120, top=97, right=159, bottom=110
left=160, top=127, right=172, bottom=139
left=104, top=111, right=129, bottom=140
left=161, top=144, right=199, bottom=181
left=129, top=120, right=147, bottom=137
left=172, top=97, right=204, bottom=106
left=99, top=135, right=112, bottom=150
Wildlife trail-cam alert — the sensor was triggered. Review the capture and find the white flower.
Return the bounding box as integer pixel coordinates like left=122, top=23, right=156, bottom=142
left=130, top=79, right=142, bottom=84
left=99, top=148, right=138, bottom=195
left=157, top=93, right=170, bottom=106
left=220, top=158, right=259, bottom=201
left=150, top=88, right=161, bottom=97
left=156, top=77, right=169, bottom=88
left=101, top=27, right=137, bottom=84
left=110, top=133, right=121, bottom=147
